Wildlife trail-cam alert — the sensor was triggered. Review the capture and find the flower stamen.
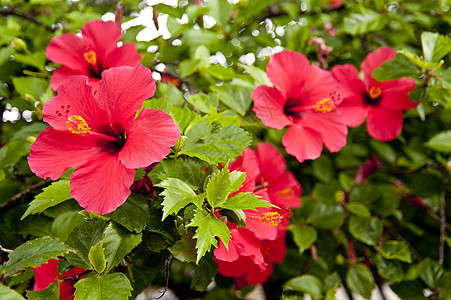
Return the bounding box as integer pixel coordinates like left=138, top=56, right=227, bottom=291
left=83, top=51, right=97, bottom=65
left=315, top=98, right=334, bottom=113
left=66, top=115, right=91, bottom=136
left=369, top=86, right=382, bottom=99
left=258, top=211, right=283, bottom=227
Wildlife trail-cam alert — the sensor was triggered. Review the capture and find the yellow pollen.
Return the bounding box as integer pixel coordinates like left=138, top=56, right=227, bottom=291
left=275, top=188, right=294, bottom=200
left=369, top=86, right=382, bottom=99
left=315, top=98, right=334, bottom=113
left=66, top=115, right=91, bottom=136
left=259, top=211, right=282, bottom=227
left=83, top=50, right=97, bottom=65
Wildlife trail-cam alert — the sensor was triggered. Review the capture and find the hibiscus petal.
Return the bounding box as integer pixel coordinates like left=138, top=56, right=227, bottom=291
left=301, top=64, right=341, bottom=107
left=261, top=232, right=287, bottom=263
left=245, top=260, right=273, bottom=286
left=230, top=148, right=259, bottom=194
left=214, top=229, right=242, bottom=262
left=70, top=153, right=135, bottom=214
left=33, top=259, right=62, bottom=291
left=282, top=123, right=323, bottom=163
left=244, top=206, right=279, bottom=241
left=119, top=109, right=180, bottom=169
left=336, top=99, right=370, bottom=127
left=266, top=173, right=302, bottom=208
left=255, top=142, right=286, bottom=177
left=46, top=33, right=86, bottom=71
left=361, top=47, right=396, bottom=82
left=104, top=42, right=142, bottom=68
left=366, top=107, right=404, bottom=141
left=331, top=64, right=366, bottom=99
left=302, top=111, right=348, bottom=153
left=380, top=77, right=417, bottom=110
left=81, top=20, right=121, bottom=57
left=44, top=76, right=108, bottom=133
left=28, top=127, right=97, bottom=180
left=215, top=256, right=248, bottom=278
left=266, top=50, right=310, bottom=99
left=50, top=66, right=88, bottom=91
left=252, top=86, right=292, bottom=130
left=96, top=65, right=156, bottom=127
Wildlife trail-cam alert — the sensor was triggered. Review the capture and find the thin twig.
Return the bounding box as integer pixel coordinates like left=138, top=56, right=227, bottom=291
left=0, top=6, right=55, bottom=32
left=150, top=67, right=196, bottom=95
left=0, top=179, right=52, bottom=210
left=155, top=253, right=172, bottom=299
left=425, top=209, right=451, bottom=232
left=438, top=189, right=446, bottom=264
left=0, top=245, right=13, bottom=254
left=387, top=226, right=421, bottom=261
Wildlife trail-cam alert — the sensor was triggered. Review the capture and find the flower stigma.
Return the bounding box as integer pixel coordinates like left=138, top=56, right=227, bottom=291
left=368, top=86, right=382, bottom=99
left=315, top=98, right=334, bottom=113
left=66, top=115, right=91, bottom=136
left=83, top=50, right=97, bottom=65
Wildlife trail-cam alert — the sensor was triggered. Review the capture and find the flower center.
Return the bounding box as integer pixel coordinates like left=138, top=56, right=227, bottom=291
left=66, top=115, right=91, bottom=136
left=314, top=98, right=334, bottom=113
left=83, top=50, right=97, bottom=65
left=368, top=86, right=382, bottom=99
left=258, top=211, right=283, bottom=227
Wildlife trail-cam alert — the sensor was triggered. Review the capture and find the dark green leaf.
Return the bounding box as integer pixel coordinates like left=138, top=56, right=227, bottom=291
left=343, top=7, right=385, bottom=35
left=381, top=240, right=412, bottom=263
left=26, top=282, right=58, bottom=300
left=289, top=225, right=317, bottom=253
left=103, top=222, right=142, bottom=273
left=308, top=202, right=345, bottom=230
left=425, top=130, right=451, bottom=153
left=373, top=255, right=404, bottom=282
left=3, top=237, right=70, bottom=275
left=106, top=194, right=150, bottom=233
left=284, top=275, right=324, bottom=300
left=74, top=273, right=132, bottom=300
left=421, top=32, right=451, bottom=63
left=373, top=54, right=419, bottom=81
left=191, top=256, right=217, bottom=291
left=418, top=257, right=444, bottom=289
left=346, top=264, right=375, bottom=299
left=348, top=216, right=383, bottom=246
left=345, top=202, right=371, bottom=218
left=168, top=236, right=197, bottom=263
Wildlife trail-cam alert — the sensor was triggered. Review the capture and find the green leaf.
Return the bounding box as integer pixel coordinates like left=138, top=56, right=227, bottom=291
left=346, top=264, right=375, bottom=299
left=345, top=202, right=371, bottom=218
left=229, top=171, right=246, bottom=193
left=3, top=236, right=70, bottom=275
left=156, top=83, right=184, bottom=107
left=421, top=32, right=451, bottom=63
left=221, top=192, right=272, bottom=211
left=74, top=273, right=132, bottom=300
left=211, top=79, right=254, bottom=116
left=51, top=211, right=84, bottom=241
left=239, top=63, right=272, bottom=86
left=348, top=216, right=383, bottom=246
left=289, top=225, right=317, bottom=253
left=312, top=156, right=333, bottom=183
left=156, top=178, right=203, bottom=220
left=88, top=239, right=106, bottom=273
left=26, top=282, right=59, bottom=300
left=103, top=222, right=142, bottom=273
left=65, top=219, right=109, bottom=270
left=106, top=194, right=150, bottom=233
left=206, top=0, right=233, bottom=27
left=191, top=256, right=217, bottom=291
left=425, top=130, right=451, bottom=153
left=440, top=67, right=451, bottom=89
left=180, top=125, right=252, bottom=165
left=0, top=48, right=14, bottom=67
left=284, top=275, right=324, bottom=300
left=370, top=140, right=396, bottom=164
left=22, top=180, right=72, bottom=220
left=381, top=240, right=412, bottom=263
left=206, top=166, right=231, bottom=208
left=187, top=209, right=231, bottom=263
left=11, top=76, right=48, bottom=103
left=308, top=202, right=345, bottom=230
left=373, top=255, right=404, bottom=282
left=168, top=236, right=197, bottom=263
left=186, top=93, right=219, bottom=114
left=343, top=7, right=385, bottom=35
left=418, top=257, right=444, bottom=289
left=372, top=54, right=419, bottom=81
left=0, top=283, right=26, bottom=300
left=205, top=65, right=235, bottom=81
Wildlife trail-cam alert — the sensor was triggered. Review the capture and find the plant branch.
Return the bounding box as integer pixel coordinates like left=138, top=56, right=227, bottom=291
left=0, top=6, right=55, bottom=32
left=438, top=189, right=446, bottom=264
left=425, top=209, right=451, bottom=232
left=0, top=179, right=52, bottom=210
left=0, top=245, right=13, bottom=254
left=387, top=226, right=421, bottom=261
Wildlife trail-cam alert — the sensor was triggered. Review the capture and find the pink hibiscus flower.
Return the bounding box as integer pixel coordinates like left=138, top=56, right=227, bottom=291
left=332, top=47, right=417, bottom=141
left=28, top=64, right=180, bottom=214
left=46, top=20, right=141, bottom=91
left=252, top=50, right=348, bottom=163
left=213, top=143, right=298, bottom=288
left=33, top=259, right=85, bottom=300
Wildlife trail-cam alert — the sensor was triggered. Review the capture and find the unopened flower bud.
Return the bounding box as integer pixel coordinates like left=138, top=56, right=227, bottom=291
left=26, top=136, right=36, bottom=143
left=11, top=38, right=27, bottom=52
left=174, top=136, right=187, bottom=152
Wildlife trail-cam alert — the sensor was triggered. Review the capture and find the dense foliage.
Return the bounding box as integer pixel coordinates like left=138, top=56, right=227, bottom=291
left=0, top=0, right=451, bottom=299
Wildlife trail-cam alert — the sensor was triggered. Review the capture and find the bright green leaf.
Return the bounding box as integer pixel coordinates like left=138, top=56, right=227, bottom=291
left=74, top=273, right=132, bottom=300
left=425, top=130, right=451, bottom=153
left=289, top=225, right=317, bottom=253
left=88, top=239, right=106, bottom=273
left=0, top=283, right=26, bottom=300
left=343, top=7, right=385, bottom=35
left=381, top=240, right=412, bottom=263
left=346, top=264, right=375, bottom=299
left=206, top=166, right=231, bottom=208
left=221, top=192, right=272, bottom=211
left=348, top=216, right=383, bottom=246
left=186, top=93, right=219, bottom=114
left=418, top=257, right=444, bottom=289
left=421, top=32, right=451, bottom=63
left=373, top=54, right=419, bottom=81
left=206, top=0, right=233, bottom=27
left=374, top=255, right=404, bottom=282
left=345, top=202, right=371, bottom=218
left=285, top=275, right=324, bottom=300
left=239, top=63, right=272, bottom=86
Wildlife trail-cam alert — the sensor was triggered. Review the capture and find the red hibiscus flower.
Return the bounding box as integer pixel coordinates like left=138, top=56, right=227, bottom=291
left=213, top=143, right=298, bottom=288
left=252, top=50, right=348, bottom=163
left=332, top=47, right=417, bottom=141
left=46, top=20, right=142, bottom=91
left=28, top=64, right=180, bottom=214
left=354, top=155, right=381, bottom=184
left=33, top=259, right=85, bottom=300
